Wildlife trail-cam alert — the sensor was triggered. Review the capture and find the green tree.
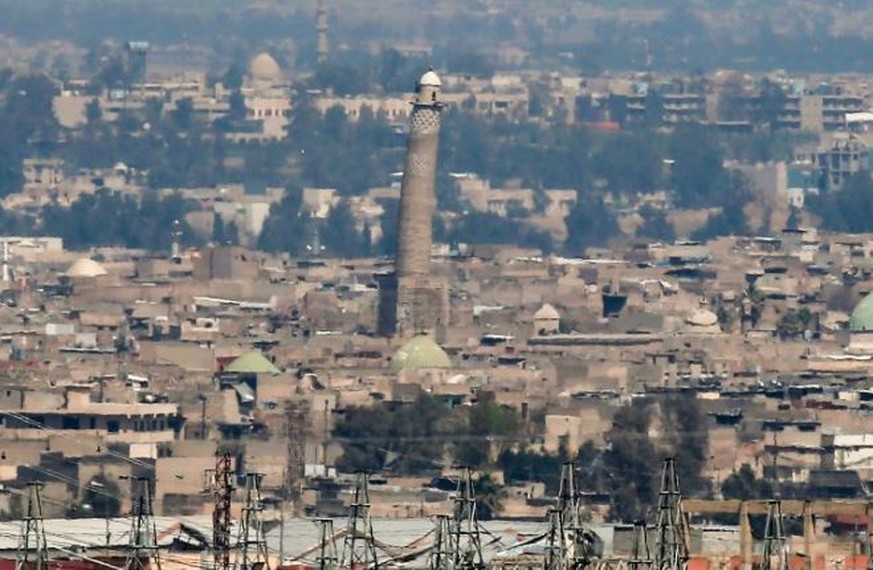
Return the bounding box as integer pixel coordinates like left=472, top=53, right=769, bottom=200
left=637, top=205, right=675, bottom=242
left=455, top=402, right=523, bottom=468
left=776, top=307, right=813, bottom=340
left=474, top=472, right=506, bottom=520
left=564, top=192, right=619, bottom=255
left=257, top=186, right=313, bottom=256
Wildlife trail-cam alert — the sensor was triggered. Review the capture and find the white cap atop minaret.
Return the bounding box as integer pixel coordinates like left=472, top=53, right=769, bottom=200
left=419, top=68, right=442, bottom=87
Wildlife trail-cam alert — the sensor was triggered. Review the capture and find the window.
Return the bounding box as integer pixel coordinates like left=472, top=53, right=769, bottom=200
left=107, top=420, right=120, bottom=433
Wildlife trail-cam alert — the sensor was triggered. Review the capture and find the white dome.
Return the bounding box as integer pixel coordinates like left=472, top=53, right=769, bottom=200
left=66, top=258, right=108, bottom=278
left=419, top=69, right=442, bottom=87
left=249, top=52, right=282, bottom=82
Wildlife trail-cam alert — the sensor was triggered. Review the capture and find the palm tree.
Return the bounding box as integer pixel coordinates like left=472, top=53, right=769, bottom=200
left=474, top=473, right=507, bottom=520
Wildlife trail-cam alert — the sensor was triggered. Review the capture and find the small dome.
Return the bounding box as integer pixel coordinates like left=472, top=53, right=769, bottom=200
left=390, top=334, right=451, bottom=373
left=65, top=258, right=108, bottom=278
left=686, top=308, right=718, bottom=327
left=534, top=303, right=560, bottom=320
left=249, top=52, right=281, bottom=82
left=850, top=293, right=873, bottom=332
left=419, top=69, right=442, bottom=87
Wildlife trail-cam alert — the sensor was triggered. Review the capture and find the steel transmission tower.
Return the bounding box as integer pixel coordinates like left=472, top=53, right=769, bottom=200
left=206, top=452, right=235, bottom=570
left=653, top=458, right=689, bottom=570
left=16, top=482, right=48, bottom=570
left=757, top=500, right=788, bottom=570
left=125, top=476, right=162, bottom=570
left=236, top=473, right=269, bottom=570
left=430, top=514, right=455, bottom=570
left=316, top=518, right=339, bottom=570
left=452, top=469, right=484, bottom=570
left=545, top=508, right=567, bottom=570
left=341, top=472, right=379, bottom=570
left=285, top=399, right=309, bottom=517
left=630, top=520, right=652, bottom=570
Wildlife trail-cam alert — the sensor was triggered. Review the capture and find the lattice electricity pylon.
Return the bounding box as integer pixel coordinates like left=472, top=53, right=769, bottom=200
left=207, top=452, right=234, bottom=570
left=756, top=500, right=788, bottom=570
left=125, top=476, right=162, bottom=570
left=545, top=508, right=567, bottom=570
left=452, top=469, right=484, bottom=570
left=16, top=482, right=48, bottom=570
left=285, top=400, right=309, bottom=517
left=558, top=461, right=596, bottom=569
left=653, top=458, right=688, bottom=570
left=430, top=514, right=455, bottom=570
left=341, top=472, right=379, bottom=570
left=630, top=520, right=652, bottom=570
left=316, top=518, right=339, bottom=570
left=236, top=473, right=270, bottom=570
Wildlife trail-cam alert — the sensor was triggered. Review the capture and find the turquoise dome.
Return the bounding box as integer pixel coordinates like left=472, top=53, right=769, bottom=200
left=850, top=294, right=873, bottom=332
left=390, top=335, right=451, bottom=372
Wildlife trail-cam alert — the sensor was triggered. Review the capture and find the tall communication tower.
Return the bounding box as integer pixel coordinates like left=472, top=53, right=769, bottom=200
left=125, top=476, right=162, bottom=570
left=653, top=458, right=688, bottom=570
left=285, top=399, right=309, bottom=516
left=316, top=518, right=339, bottom=570
left=16, top=482, right=48, bottom=570
left=341, top=472, right=379, bottom=570
left=316, top=0, right=329, bottom=65
left=757, top=500, right=788, bottom=570
left=209, top=452, right=234, bottom=570
left=236, top=473, right=269, bottom=570
left=430, top=514, right=455, bottom=570
left=452, top=469, right=484, bottom=570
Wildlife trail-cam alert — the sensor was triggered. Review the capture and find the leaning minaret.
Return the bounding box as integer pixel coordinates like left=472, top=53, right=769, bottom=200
left=376, top=69, right=446, bottom=338
left=396, top=68, right=443, bottom=279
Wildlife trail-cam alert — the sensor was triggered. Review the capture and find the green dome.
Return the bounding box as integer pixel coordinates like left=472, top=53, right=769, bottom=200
left=225, top=351, right=281, bottom=375
left=390, top=335, right=452, bottom=372
left=850, top=294, right=873, bottom=332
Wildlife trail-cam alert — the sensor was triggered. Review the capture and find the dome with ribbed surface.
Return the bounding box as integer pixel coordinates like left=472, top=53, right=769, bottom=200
left=850, top=293, right=873, bottom=332
left=390, top=334, right=451, bottom=373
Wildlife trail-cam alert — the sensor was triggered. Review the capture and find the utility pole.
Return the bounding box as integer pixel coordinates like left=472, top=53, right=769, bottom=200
left=757, top=500, right=788, bottom=570
left=452, top=469, right=484, bottom=570
left=316, top=518, right=339, bottom=570
left=236, top=473, right=269, bottom=570
left=341, top=472, right=378, bottom=570
left=653, top=458, right=688, bottom=570
left=429, top=514, right=455, bottom=570
left=125, top=476, right=161, bottom=570
left=16, top=482, right=48, bottom=570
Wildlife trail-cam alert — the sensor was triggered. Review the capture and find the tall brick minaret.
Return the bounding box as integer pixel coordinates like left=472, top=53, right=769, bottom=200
left=396, top=69, right=443, bottom=279
left=377, top=69, right=447, bottom=338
